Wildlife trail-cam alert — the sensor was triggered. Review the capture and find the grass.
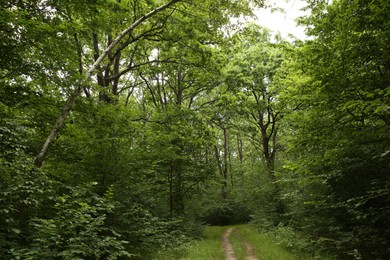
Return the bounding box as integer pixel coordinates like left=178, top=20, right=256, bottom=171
left=148, top=224, right=331, bottom=260
left=179, top=225, right=226, bottom=260
left=236, top=225, right=317, bottom=260
left=229, top=228, right=247, bottom=259
left=148, top=225, right=226, bottom=260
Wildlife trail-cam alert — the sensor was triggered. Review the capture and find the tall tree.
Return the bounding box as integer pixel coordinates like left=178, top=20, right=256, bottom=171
left=280, top=0, right=390, bottom=257
left=222, top=24, right=292, bottom=219
left=31, top=0, right=264, bottom=167
left=34, top=0, right=183, bottom=167
left=225, top=24, right=287, bottom=174
left=134, top=28, right=222, bottom=214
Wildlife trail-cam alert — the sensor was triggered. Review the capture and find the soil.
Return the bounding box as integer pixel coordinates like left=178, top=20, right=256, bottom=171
left=222, top=227, right=259, bottom=260
left=243, top=240, right=258, bottom=260
left=222, top=227, right=237, bottom=260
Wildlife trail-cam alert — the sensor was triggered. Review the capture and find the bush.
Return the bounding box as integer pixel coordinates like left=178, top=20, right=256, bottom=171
left=201, top=200, right=252, bottom=226
left=1, top=179, right=132, bottom=260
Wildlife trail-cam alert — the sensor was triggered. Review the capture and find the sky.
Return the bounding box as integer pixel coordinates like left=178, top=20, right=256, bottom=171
left=252, top=0, right=309, bottom=40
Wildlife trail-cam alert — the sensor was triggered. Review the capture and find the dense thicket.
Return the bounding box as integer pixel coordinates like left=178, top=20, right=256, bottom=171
left=0, top=0, right=258, bottom=258
left=278, top=0, right=390, bottom=258
left=1, top=0, right=389, bottom=259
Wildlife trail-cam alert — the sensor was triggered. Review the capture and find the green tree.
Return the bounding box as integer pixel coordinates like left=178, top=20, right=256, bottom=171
left=280, top=0, right=390, bottom=258
left=2, top=0, right=278, bottom=257
left=34, top=0, right=184, bottom=167
left=223, top=24, right=292, bottom=221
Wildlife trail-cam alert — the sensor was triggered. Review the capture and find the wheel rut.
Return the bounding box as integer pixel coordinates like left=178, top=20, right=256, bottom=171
left=222, top=227, right=237, bottom=260
left=222, top=227, right=259, bottom=260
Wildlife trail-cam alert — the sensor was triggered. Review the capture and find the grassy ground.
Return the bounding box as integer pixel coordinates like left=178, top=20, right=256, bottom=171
left=236, top=225, right=316, bottom=260
left=179, top=225, right=226, bottom=260
left=149, top=226, right=226, bottom=260
left=229, top=228, right=246, bottom=259
left=149, top=224, right=328, bottom=260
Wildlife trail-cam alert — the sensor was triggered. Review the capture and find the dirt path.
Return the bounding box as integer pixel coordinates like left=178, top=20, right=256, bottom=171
left=243, top=240, right=258, bottom=260
left=222, top=227, right=259, bottom=260
left=222, top=227, right=237, bottom=260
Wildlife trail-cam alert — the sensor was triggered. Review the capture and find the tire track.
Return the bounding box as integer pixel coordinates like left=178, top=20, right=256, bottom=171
left=222, top=226, right=259, bottom=260
left=222, top=227, right=237, bottom=260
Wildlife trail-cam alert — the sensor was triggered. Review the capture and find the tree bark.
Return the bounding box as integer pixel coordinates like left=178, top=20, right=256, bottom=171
left=222, top=127, right=228, bottom=191
left=34, top=0, right=182, bottom=167
left=35, top=87, right=83, bottom=167
left=214, top=125, right=229, bottom=199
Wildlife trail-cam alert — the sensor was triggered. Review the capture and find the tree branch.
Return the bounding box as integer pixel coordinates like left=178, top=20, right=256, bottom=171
left=34, top=0, right=183, bottom=167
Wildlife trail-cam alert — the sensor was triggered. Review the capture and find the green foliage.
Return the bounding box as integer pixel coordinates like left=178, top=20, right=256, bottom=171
left=270, top=224, right=316, bottom=256
left=110, top=201, right=206, bottom=258
left=3, top=0, right=389, bottom=258
left=0, top=172, right=50, bottom=258
left=240, top=171, right=283, bottom=229
left=278, top=0, right=390, bottom=258
left=13, top=183, right=132, bottom=260
left=0, top=104, right=33, bottom=181
left=0, top=167, right=132, bottom=259
left=200, top=199, right=251, bottom=226
left=162, top=225, right=327, bottom=260
left=1, top=0, right=268, bottom=258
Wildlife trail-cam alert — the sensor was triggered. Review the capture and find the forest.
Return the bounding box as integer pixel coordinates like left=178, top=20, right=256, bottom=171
left=1, top=0, right=389, bottom=259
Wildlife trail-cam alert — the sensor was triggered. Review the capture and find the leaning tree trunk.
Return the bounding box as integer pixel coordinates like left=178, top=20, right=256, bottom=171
left=34, top=0, right=182, bottom=167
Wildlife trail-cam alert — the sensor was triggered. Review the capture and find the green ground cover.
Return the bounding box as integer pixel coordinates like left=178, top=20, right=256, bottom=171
left=150, top=225, right=331, bottom=260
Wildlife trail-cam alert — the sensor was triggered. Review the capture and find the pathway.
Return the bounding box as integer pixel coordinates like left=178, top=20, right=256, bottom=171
left=222, top=227, right=259, bottom=260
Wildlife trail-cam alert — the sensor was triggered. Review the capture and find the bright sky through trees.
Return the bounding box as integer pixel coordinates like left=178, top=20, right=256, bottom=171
left=254, top=0, right=308, bottom=39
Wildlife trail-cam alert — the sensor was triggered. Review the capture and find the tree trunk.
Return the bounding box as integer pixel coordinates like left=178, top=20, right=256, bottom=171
left=214, top=125, right=229, bottom=199
left=34, top=86, right=83, bottom=167
left=236, top=133, right=244, bottom=178
left=169, top=158, right=184, bottom=215
left=34, top=0, right=182, bottom=167
left=222, top=127, right=229, bottom=192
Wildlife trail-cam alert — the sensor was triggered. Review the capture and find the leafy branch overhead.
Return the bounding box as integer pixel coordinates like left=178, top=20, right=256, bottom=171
left=1, top=0, right=389, bottom=259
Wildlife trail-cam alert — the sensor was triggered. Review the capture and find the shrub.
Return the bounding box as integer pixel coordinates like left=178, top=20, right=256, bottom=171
left=201, top=199, right=252, bottom=226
